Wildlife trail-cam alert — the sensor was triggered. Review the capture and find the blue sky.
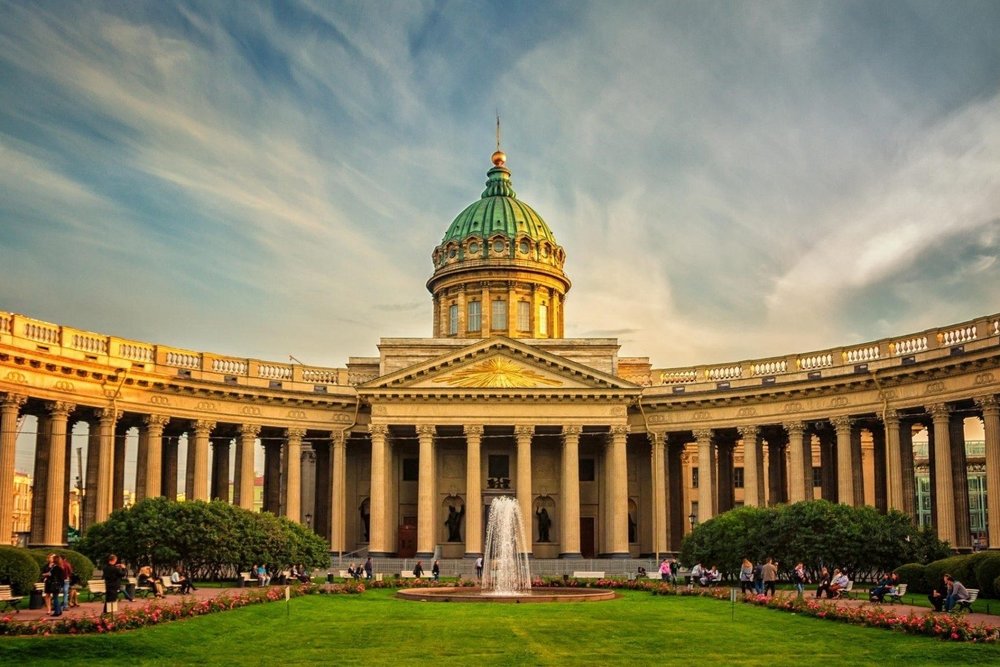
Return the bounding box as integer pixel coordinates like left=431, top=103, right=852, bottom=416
left=2, top=0, right=1000, bottom=373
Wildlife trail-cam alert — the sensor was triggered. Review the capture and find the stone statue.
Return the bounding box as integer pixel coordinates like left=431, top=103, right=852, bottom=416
left=444, top=504, right=465, bottom=542
left=536, top=507, right=552, bottom=542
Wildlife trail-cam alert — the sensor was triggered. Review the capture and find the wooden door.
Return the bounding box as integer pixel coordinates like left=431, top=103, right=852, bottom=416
left=398, top=517, right=417, bottom=558
left=580, top=517, right=596, bottom=559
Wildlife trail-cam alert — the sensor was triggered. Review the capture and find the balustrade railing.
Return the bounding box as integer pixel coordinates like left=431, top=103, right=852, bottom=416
left=24, top=321, right=59, bottom=344
left=259, top=364, right=293, bottom=380
left=164, top=351, right=200, bottom=368
left=212, top=358, right=248, bottom=375
left=71, top=333, right=108, bottom=355
left=797, top=353, right=833, bottom=370
left=844, top=345, right=879, bottom=363
left=750, top=359, right=786, bottom=376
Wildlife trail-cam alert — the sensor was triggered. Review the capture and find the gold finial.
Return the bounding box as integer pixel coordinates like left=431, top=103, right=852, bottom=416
left=491, top=112, right=506, bottom=166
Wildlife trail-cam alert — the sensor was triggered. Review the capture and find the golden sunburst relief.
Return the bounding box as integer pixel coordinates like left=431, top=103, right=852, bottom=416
left=434, top=357, right=564, bottom=388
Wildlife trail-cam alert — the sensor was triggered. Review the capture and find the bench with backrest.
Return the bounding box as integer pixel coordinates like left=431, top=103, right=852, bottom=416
left=572, top=571, right=606, bottom=579
left=160, top=575, right=180, bottom=594
left=239, top=571, right=258, bottom=587
left=0, top=584, right=23, bottom=612
left=885, top=582, right=907, bottom=604
left=85, top=579, right=106, bottom=602
left=646, top=571, right=662, bottom=580
left=833, top=580, right=854, bottom=599
left=400, top=571, right=421, bottom=579
left=954, top=588, right=979, bottom=612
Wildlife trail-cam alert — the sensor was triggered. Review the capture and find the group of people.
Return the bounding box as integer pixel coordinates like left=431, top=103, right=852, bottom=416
left=929, top=574, right=972, bottom=612
left=654, top=558, right=679, bottom=583
left=735, top=558, right=780, bottom=595
left=346, top=557, right=375, bottom=580
left=40, top=553, right=77, bottom=616
left=411, top=559, right=442, bottom=580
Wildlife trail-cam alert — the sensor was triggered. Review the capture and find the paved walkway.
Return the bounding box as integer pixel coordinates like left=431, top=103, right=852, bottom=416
left=7, top=585, right=248, bottom=623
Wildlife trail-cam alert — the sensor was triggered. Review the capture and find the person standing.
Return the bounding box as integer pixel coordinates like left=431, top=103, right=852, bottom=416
left=432, top=560, right=441, bottom=581
left=792, top=562, right=807, bottom=598
left=102, top=554, right=126, bottom=615
left=739, top=558, right=754, bottom=594
left=46, top=555, right=66, bottom=616
left=761, top=558, right=778, bottom=597
left=413, top=560, right=424, bottom=579
left=659, top=558, right=672, bottom=583
left=475, top=556, right=484, bottom=579
left=40, top=553, right=56, bottom=614
left=61, top=555, right=74, bottom=610
left=364, top=557, right=373, bottom=580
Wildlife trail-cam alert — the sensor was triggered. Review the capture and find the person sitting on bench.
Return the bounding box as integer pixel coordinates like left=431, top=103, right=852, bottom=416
left=944, top=574, right=970, bottom=612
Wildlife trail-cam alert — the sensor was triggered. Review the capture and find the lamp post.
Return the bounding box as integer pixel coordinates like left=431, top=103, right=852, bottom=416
left=688, top=512, right=697, bottom=532
left=305, top=513, right=313, bottom=531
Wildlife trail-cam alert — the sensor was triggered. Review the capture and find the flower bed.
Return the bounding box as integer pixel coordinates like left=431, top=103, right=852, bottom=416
left=0, top=582, right=359, bottom=636
left=742, top=593, right=999, bottom=643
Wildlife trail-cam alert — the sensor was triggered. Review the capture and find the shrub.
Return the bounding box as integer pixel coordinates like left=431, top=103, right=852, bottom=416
left=893, top=563, right=927, bottom=593
left=31, top=548, right=96, bottom=583
left=0, top=547, right=43, bottom=595
left=924, top=555, right=968, bottom=593
left=973, top=553, right=1000, bottom=598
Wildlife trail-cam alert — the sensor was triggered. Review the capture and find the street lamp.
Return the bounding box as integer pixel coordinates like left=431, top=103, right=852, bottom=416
left=305, top=513, right=313, bottom=530
left=688, top=512, right=697, bottom=531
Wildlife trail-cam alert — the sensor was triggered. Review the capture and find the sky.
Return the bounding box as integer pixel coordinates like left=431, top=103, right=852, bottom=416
left=2, top=0, right=1000, bottom=369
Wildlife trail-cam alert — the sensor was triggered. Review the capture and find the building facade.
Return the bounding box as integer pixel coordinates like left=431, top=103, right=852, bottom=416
left=1, top=149, right=999, bottom=556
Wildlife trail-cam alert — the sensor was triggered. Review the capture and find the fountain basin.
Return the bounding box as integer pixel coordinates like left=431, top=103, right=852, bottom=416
left=396, top=586, right=616, bottom=603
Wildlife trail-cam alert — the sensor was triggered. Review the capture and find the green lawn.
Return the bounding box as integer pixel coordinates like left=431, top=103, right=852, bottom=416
left=2, top=589, right=999, bottom=666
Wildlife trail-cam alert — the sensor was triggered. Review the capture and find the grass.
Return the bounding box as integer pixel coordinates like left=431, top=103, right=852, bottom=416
left=2, top=589, right=999, bottom=666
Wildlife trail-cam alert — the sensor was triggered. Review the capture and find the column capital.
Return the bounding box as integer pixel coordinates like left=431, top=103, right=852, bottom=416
left=1, top=393, right=26, bottom=410
left=610, top=424, right=630, bottom=437
left=464, top=424, right=484, bottom=438
left=285, top=427, right=306, bottom=441
left=693, top=428, right=712, bottom=442
left=331, top=430, right=346, bottom=447
left=514, top=425, right=534, bottom=438
left=975, top=395, right=999, bottom=415
left=737, top=425, right=759, bottom=439
left=928, top=403, right=952, bottom=421
left=562, top=424, right=583, bottom=438
left=369, top=423, right=389, bottom=437
left=95, top=407, right=121, bottom=424
left=143, top=413, right=170, bottom=429
left=783, top=421, right=805, bottom=438
left=832, top=415, right=852, bottom=432
left=884, top=409, right=900, bottom=426
left=193, top=420, right=216, bottom=436
left=240, top=423, right=261, bottom=438
left=417, top=424, right=436, bottom=438
left=47, top=401, right=76, bottom=419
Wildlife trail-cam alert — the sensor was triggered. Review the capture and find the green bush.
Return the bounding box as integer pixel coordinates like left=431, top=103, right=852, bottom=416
left=30, top=548, right=96, bottom=583
left=25, top=550, right=48, bottom=571
left=893, top=563, right=928, bottom=593
left=0, top=547, right=43, bottom=595
left=972, top=553, right=1000, bottom=598
left=924, top=555, right=968, bottom=593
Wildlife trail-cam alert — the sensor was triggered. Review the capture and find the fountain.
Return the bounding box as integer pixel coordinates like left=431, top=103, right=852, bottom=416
left=396, top=496, right=614, bottom=603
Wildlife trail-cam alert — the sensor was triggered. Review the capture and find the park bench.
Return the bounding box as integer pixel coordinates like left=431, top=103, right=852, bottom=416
left=885, top=583, right=907, bottom=604
left=572, top=571, right=605, bottom=579
left=239, top=571, right=258, bottom=587
left=400, top=571, right=421, bottom=579
left=160, top=576, right=180, bottom=594
left=0, top=585, right=23, bottom=612
left=955, top=588, right=979, bottom=612
left=833, top=580, right=854, bottom=600
left=85, top=579, right=106, bottom=602
left=646, top=571, right=662, bottom=580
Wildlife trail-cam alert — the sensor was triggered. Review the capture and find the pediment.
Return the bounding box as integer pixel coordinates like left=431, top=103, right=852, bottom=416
left=360, top=337, right=639, bottom=392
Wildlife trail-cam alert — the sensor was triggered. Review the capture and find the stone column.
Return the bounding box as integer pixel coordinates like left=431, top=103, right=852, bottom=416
left=162, top=436, right=179, bottom=501
left=237, top=424, right=259, bottom=510
left=141, top=415, right=168, bottom=500
left=284, top=428, right=304, bottom=522
left=694, top=429, right=714, bottom=523
left=465, top=425, right=483, bottom=557
left=301, top=445, right=317, bottom=530
left=211, top=438, right=231, bottom=502
left=330, top=431, right=346, bottom=553
left=191, top=420, right=215, bottom=502
left=515, top=425, right=533, bottom=553
left=833, top=416, right=854, bottom=505
left=368, top=424, right=390, bottom=556
left=715, top=434, right=734, bottom=514
left=884, top=411, right=904, bottom=511
left=649, top=431, right=668, bottom=556
left=416, top=425, right=437, bottom=557
left=929, top=403, right=955, bottom=545
left=738, top=426, right=760, bottom=507
left=976, top=396, right=1000, bottom=549
left=608, top=425, right=629, bottom=556
left=95, top=408, right=119, bottom=523
left=113, top=423, right=128, bottom=509
left=784, top=422, right=812, bottom=503
left=851, top=426, right=865, bottom=506
left=507, top=282, right=517, bottom=337
left=900, top=421, right=916, bottom=518
left=872, top=425, right=888, bottom=512
left=949, top=415, right=970, bottom=550
left=30, top=412, right=52, bottom=545
left=559, top=425, right=582, bottom=558
left=41, top=402, right=74, bottom=546
left=0, top=393, right=26, bottom=544
left=480, top=282, right=491, bottom=334
left=135, top=422, right=148, bottom=503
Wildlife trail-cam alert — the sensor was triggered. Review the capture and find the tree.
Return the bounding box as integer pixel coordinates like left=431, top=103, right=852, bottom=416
left=680, top=500, right=948, bottom=582
left=78, top=498, right=329, bottom=579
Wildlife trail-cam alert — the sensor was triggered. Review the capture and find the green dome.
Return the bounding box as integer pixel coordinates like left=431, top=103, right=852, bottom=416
left=441, top=162, right=558, bottom=246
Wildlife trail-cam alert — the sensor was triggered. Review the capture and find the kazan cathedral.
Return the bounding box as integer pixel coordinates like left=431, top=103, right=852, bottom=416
left=1, top=147, right=999, bottom=562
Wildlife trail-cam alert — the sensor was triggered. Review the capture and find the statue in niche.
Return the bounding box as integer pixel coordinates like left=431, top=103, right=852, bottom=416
left=536, top=507, right=552, bottom=542
left=359, top=504, right=370, bottom=542
left=628, top=512, right=637, bottom=543
left=444, top=504, right=465, bottom=542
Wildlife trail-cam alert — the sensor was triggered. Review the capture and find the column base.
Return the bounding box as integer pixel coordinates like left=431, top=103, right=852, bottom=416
left=558, top=552, right=583, bottom=559
left=415, top=551, right=434, bottom=559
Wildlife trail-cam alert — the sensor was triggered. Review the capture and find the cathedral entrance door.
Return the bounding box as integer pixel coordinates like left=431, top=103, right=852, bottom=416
left=580, top=517, right=596, bottom=559
left=398, top=518, right=417, bottom=558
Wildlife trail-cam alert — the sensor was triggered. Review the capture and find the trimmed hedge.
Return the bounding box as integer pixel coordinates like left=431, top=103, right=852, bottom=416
left=893, top=563, right=928, bottom=593
left=973, top=553, right=1000, bottom=598
left=924, top=555, right=968, bottom=592
left=30, top=548, right=96, bottom=583
left=0, top=547, right=42, bottom=595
